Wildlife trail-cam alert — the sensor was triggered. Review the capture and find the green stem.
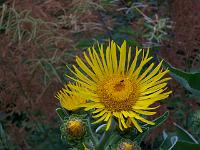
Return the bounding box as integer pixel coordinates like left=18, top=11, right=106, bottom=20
left=87, top=118, right=98, bottom=146
left=84, top=142, right=94, bottom=150
left=95, top=119, right=116, bottom=150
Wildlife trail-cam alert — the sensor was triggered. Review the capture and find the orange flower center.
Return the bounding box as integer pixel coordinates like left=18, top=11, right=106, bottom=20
left=97, top=75, right=139, bottom=111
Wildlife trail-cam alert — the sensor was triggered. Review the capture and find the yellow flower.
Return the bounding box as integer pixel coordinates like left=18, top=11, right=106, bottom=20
left=56, top=83, right=86, bottom=111
left=66, top=118, right=86, bottom=139
left=118, top=142, right=134, bottom=150
left=66, top=40, right=172, bottom=132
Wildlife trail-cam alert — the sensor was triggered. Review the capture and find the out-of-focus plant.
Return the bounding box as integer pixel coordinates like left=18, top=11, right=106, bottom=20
left=0, top=4, right=45, bottom=43
left=157, top=58, right=200, bottom=149
left=0, top=123, right=19, bottom=150
left=57, top=0, right=105, bottom=33
left=143, top=14, right=171, bottom=47
left=122, top=1, right=172, bottom=48
left=188, top=109, right=200, bottom=141
left=0, top=4, right=71, bottom=46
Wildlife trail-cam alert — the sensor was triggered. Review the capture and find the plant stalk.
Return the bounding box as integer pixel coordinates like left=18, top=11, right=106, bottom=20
left=95, top=119, right=115, bottom=150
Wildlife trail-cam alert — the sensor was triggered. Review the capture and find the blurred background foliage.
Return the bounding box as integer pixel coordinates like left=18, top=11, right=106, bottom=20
left=0, top=0, right=200, bottom=149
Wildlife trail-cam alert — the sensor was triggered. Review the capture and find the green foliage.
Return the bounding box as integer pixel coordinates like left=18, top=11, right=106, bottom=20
left=0, top=4, right=43, bottom=42
left=160, top=122, right=200, bottom=150
left=187, top=109, right=200, bottom=140
left=27, top=122, right=70, bottom=150
left=56, top=107, right=68, bottom=121
left=135, top=111, right=169, bottom=144
left=0, top=123, right=19, bottom=150
left=171, top=141, right=200, bottom=150
left=162, top=59, right=200, bottom=98
left=56, top=110, right=170, bottom=150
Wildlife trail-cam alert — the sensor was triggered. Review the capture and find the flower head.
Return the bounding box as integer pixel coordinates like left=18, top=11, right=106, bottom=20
left=117, top=140, right=141, bottom=150
left=56, top=83, right=86, bottom=111
left=65, top=40, right=172, bottom=132
left=119, top=142, right=133, bottom=150
left=65, top=117, right=86, bottom=139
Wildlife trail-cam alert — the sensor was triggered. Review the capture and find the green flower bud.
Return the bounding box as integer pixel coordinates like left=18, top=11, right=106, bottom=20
left=117, top=139, right=141, bottom=150
left=65, top=118, right=86, bottom=139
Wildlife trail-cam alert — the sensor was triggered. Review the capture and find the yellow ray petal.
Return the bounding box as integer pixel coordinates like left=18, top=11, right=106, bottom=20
left=67, top=84, right=97, bottom=98
left=113, top=111, right=120, bottom=118
left=93, top=48, right=105, bottom=74
left=132, top=105, right=160, bottom=110
left=88, top=47, right=103, bottom=77
left=137, top=63, right=154, bottom=82
left=84, top=51, right=95, bottom=70
left=132, top=54, right=153, bottom=79
left=128, top=111, right=155, bottom=125
left=133, top=109, right=156, bottom=116
left=105, top=112, right=111, bottom=121
left=127, top=47, right=142, bottom=76
left=66, top=65, right=95, bottom=86
left=118, top=40, right=126, bottom=74
left=139, top=89, right=166, bottom=100
left=106, top=43, right=113, bottom=74
left=139, top=71, right=169, bottom=91
left=122, top=111, right=130, bottom=118
left=92, top=108, right=104, bottom=114
left=92, top=113, right=108, bottom=124
left=129, top=117, right=143, bottom=132
left=83, top=103, right=105, bottom=111
left=93, top=110, right=107, bottom=118
left=151, top=77, right=171, bottom=87
left=139, top=60, right=164, bottom=84
left=99, top=44, right=108, bottom=74
left=126, top=47, right=131, bottom=71
left=72, top=65, right=97, bottom=87
left=140, top=83, right=167, bottom=96
left=106, top=116, right=112, bottom=131
left=111, top=41, right=118, bottom=73
left=119, top=113, right=128, bottom=128
left=136, top=91, right=171, bottom=107
left=84, top=50, right=104, bottom=78
left=76, top=57, right=98, bottom=81
left=118, top=118, right=123, bottom=130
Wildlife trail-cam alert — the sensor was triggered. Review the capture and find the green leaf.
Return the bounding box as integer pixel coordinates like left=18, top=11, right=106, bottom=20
left=144, top=111, right=169, bottom=128
left=56, top=107, right=67, bottom=121
left=173, top=123, right=198, bottom=144
left=95, top=124, right=106, bottom=133
left=160, top=134, right=178, bottom=150
left=171, top=141, right=200, bottom=150
left=135, top=111, right=169, bottom=144
left=134, top=127, right=149, bottom=144
left=162, top=60, right=200, bottom=97
left=160, top=123, right=199, bottom=150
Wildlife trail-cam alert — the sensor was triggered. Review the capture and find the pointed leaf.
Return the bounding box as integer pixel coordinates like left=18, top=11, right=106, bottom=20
left=160, top=135, right=178, bottom=150
left=144, top=111, right=169, bottom=128
left=173, top=123, right=198, bottom=144
left=171, top=141, right=200, bottom=150
left=135, top=111, right=169, bottom=144
left=56, top=107, right=66, bottom=121
left=162, top=60, right=200, bottom=97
